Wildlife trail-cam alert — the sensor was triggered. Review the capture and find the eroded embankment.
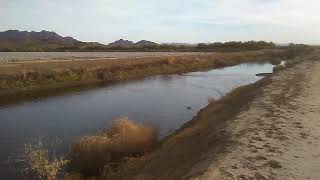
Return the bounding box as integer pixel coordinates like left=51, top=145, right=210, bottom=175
left=0, top=50, right=285, bottom=105
left=100, top=50, right=320, bottom=180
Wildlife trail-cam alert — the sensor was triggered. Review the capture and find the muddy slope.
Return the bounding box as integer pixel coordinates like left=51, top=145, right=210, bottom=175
left=109, top=53, right=320, bottom=180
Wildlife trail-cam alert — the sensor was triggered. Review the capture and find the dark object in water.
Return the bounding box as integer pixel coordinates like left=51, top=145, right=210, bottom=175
left=256, top=73, right=272, bottom=77
left=186, top=106, right=192, bottom=110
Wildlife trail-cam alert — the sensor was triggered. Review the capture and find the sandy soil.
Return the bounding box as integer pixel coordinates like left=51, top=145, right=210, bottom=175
left=112, top=53, right=320, bottom=180
left=190, top=59, right=320, bottom=180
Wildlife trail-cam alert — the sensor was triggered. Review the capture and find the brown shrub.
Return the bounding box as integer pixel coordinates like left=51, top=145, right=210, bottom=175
left=69, top=117, right=158, bottom=176
left=23, top=140, right=69, bottom=180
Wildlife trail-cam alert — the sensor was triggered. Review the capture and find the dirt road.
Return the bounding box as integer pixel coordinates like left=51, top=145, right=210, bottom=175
left=190, top=59, right=320, bottom=180
left=115, top=55, right=320, bottom=180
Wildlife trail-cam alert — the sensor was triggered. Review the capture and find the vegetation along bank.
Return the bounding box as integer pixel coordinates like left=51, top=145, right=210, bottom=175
left=0, top=49, right=298, bottom=105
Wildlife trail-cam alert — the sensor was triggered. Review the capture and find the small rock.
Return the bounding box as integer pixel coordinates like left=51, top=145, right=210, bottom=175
left=232, top=165, right=238, bottom=169
left=267, top=160, right=282, bottom=169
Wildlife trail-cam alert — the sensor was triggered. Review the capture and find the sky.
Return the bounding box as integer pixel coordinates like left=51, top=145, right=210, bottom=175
left=0, top=0, right=320, bottom=44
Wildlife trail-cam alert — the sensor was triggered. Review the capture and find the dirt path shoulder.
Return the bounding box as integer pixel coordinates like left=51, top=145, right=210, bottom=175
left=191, top=59, right=320, bottom=180
left=114, top=56, right=320, bottom=180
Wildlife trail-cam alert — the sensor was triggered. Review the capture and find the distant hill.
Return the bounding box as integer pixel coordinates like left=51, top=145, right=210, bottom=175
left=107, top=39, right=135, bottom=47
left=0, top=30, right=160, bottom=51
left=135, top=40, right=158, bottom=47
left=0, top=30, right=82, bottom=51
left=0, top=30, right=278, bottom=52
left=107, top=39, right=158, bottom=47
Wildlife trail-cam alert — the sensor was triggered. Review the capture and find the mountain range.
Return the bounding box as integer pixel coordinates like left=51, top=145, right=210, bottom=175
left=0, top=30, right=160, bottom=51
left=0, top=30, right=81, bottom=51
left=107, top=39, right=158, bottom=47
left=0, top=30, right=278, bottom=52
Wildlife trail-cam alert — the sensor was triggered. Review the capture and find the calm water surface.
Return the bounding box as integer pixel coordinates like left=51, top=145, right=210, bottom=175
left=0, top=62, right=274, bottom=179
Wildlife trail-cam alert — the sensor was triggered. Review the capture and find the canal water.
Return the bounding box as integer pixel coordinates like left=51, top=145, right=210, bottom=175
left=0, top=62, right=275, bottom=179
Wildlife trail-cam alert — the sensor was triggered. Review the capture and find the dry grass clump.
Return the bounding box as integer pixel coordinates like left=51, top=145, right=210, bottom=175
left=166, top=56, right=178, bottom=65
left=23, top=140, right=69, bottom=180
left=69, top=117, right=158, bottom=176
left=285, top=59, right=302, bottom=68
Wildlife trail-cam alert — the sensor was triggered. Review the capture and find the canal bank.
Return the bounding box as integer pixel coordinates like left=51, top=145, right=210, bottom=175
left=1, top=61, right=280, bottom=179
left=0, top=48, right=312, bottom=179
left=104, top=51, right=320, bottom=180
left=0, top=50, right=286, bottom=106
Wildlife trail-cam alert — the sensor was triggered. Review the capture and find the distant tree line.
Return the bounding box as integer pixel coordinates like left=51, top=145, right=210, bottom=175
left=195, top=41, right=276, bottom=51
left=99, top=41, right=276, bottom=52
left=0, top=41, right=279, bottom=52
left=76, top=41, right=277, bottom=52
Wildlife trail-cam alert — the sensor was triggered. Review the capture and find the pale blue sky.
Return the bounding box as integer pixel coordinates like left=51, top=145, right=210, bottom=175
left=1, top=0, right=319, bottom=44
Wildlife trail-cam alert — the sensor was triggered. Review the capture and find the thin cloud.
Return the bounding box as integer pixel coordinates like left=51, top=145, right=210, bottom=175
left=0, top=0, right=319, bottom=44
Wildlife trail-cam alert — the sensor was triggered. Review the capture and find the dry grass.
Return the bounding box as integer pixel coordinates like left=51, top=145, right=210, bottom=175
left=0, top=50, right=286, bottom=91
left=69, top=117, right=157, bottom=176
left=23, top=140, right=69, bottom=180
left=0, top=50, right=291, bottom=106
